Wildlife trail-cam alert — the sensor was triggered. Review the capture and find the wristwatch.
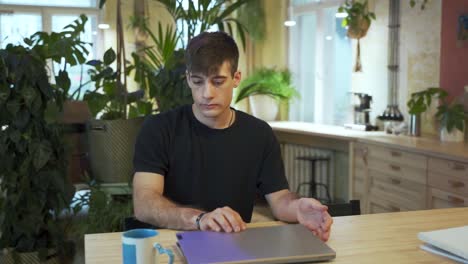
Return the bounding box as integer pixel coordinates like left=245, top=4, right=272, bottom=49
left=195, top=212, right=207, bottom=230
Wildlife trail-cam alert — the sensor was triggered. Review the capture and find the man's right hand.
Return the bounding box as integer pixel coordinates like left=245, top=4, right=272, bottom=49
left=199, top=206, right=247, bottom=233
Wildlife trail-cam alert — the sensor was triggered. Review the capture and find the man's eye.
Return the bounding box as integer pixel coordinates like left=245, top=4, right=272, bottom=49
left=213, top=81, right=224, bottom=86
left=192, top=81, right=203, bottom=85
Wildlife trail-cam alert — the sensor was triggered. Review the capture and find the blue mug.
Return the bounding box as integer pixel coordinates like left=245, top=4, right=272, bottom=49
left=122, top=229, right=174, bottom=264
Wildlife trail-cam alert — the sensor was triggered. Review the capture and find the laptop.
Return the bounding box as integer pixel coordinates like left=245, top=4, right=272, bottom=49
left=176, top=224, right=336, bottom=264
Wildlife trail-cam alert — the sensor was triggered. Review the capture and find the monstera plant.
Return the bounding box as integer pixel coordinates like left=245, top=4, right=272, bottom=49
left=0, top=15, right=89, bottom=263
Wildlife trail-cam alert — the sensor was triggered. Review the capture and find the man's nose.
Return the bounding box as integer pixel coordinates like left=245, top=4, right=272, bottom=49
left=202, top=83, right=215, bottom=98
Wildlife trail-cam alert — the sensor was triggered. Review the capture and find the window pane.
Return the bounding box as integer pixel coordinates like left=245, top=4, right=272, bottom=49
left=52, top=14, right=98, bottom=99
left=289, top=13, right=316, bottom=122
left=289, top=6, right=352, bottom=125
left=0, top=0, right=97, bottom=7
left=0, top=12, right=41, bottom=48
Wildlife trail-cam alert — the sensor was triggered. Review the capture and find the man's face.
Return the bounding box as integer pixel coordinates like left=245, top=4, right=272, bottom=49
left=187, top=61, right=241, bottom=118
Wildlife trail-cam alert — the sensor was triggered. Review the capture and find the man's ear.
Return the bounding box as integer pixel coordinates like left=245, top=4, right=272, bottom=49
left=233, top=71, right=242, bottom=88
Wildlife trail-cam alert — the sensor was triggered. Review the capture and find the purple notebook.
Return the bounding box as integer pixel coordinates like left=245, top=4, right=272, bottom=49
left=176, top=224, right=335, bottom=264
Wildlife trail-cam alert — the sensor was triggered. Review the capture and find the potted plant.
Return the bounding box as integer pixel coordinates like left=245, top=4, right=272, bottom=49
left=234, top=67, right=298, bottom=121
left=436, top=102, right=466, bottom=142
left=83, top=47, right=149, bottom=184
left=0, top=15, right=89, bottom=263
left=407, top=87, right=447, bottom=136
left=338, top=0, right=376, bottom=72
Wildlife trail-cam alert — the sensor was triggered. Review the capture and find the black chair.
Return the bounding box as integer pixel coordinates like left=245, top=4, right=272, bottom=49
left=123, top=216, right=158, bottom=231
left=326, top=200, right=361, bottom=217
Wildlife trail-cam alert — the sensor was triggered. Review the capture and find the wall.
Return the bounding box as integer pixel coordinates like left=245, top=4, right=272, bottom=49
left=401, top=0, right=442, bottom=136
left=235, top=0, right=288, bottom=116
left=440, top=0, right=468, bottom=98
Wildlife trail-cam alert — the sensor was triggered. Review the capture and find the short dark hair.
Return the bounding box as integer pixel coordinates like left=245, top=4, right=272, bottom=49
left=185, top=31, right=239, bottom=77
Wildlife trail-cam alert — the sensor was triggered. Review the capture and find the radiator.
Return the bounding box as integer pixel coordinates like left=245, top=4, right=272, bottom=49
left=280, top=143, right=334, bottom=201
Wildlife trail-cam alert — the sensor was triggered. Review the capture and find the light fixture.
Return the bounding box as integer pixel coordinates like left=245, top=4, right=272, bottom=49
left=98, top=23, right=110, bottom=29
left=325, top=35, right=333, bottom=40
left=284, top=21, right=296, bottom=27
left=284, top=6, right=296, bottom=27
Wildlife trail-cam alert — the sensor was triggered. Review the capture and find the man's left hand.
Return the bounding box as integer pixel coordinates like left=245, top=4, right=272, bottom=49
left=296, top=198, right=333, bottom=242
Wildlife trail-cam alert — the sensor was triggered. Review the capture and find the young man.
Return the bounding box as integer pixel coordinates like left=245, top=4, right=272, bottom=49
left=133, top=31, right=333, bottom=241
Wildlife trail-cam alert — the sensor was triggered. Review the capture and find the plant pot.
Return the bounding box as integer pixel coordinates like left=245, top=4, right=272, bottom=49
left=347, top=17, right=370, bottom=39
left=87, top=117, right=145, bottom=183
left=408, top=114, right=421, bottom=137
left=440, top=127, right=465, bottom=142
left=0, top=248, right=60, bottom=264
left=60, top=101, right=92, bottom=184
left=249, top=95, right=279, bottom=121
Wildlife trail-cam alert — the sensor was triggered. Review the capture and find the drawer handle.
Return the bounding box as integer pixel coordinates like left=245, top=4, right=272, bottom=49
left=390, top=151, right=402, bottom=157
left=448, top=180, right=465, bottom=188
left=390, top=164, right=401, bottom=171
left=448, top=195, right=464, bottom=204
left=391, top=178, right=401, bottom=185
left=452, top=163, right=466, bottom=171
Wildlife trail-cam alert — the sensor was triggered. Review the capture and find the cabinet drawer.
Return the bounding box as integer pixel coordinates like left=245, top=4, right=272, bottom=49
left=427, top=188, right=468, bottom=209
left=369, top=176, right=426, bottom=210
left=367, top=145, right=427, bottom=170
left=428, top=172, right=468, bottom=197
left=368, top=157, right=427, bottom=185
left=428, top=157, right=468, bottom=179
left=370, top=169, right=426, bottom=199
left=368, top=194, right=412, bottom=214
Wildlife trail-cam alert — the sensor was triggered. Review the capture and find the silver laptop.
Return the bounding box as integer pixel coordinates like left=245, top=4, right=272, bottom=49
left=176, top=224, right=336, bottom=264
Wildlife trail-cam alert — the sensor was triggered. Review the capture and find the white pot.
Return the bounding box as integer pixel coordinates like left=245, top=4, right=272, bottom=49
left=249, top=94, right=279, bottom=121
left=440, top=127, right=465, bottom=142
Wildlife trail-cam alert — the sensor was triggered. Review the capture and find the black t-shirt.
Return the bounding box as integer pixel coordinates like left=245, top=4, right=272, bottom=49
left=133, top=104, right=289, bottom=222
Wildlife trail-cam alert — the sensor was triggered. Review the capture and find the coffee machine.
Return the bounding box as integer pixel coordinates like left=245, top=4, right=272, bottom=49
left=344, top=92, right=378, bottom=131
left=354, top=92, right=372, bottom=125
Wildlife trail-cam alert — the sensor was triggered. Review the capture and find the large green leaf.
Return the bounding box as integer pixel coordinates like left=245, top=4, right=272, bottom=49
left=0, top=85, right=10, bottom=106
left=83, top=91, right=108, bottom=117
left=56, top=70, right=71, bottom=93
left=33, top=141, right=53, bottom=170
left=6, top=99, right=20, bottom=115
left=20, top=85, right=37, bottom=108
left=44, top=100, right=60, bottom=124
left=103, top=48, right=116, bottom=65
left=13, top=108, right=30, bottom=129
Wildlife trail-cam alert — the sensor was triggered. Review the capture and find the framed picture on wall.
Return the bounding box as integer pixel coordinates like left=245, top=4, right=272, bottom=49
left=458, top=14, right=468, bottom=41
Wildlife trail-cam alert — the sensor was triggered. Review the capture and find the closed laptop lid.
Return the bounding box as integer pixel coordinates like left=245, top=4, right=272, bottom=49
left=176, top=224, right=336, bottom=264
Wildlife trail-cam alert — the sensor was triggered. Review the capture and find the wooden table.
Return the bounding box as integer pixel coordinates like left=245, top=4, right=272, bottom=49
left=85, top=208, right=468, bottom=263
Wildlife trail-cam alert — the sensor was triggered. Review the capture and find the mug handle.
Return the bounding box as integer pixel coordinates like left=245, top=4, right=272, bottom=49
left=153, top=243, right=174, bottom=264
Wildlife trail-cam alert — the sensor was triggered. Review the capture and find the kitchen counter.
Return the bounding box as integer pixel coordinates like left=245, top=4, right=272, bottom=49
left=269, top=121, right=468, bottom=162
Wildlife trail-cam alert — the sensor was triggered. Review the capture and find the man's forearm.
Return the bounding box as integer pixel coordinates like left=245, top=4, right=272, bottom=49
left=134, top=187, right=203, bottom=230
left=269, top=191, right=301, bottom=222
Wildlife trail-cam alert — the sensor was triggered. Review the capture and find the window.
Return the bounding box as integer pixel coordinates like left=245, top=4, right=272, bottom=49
left=288, top=1, right=352, bottom=125
left=0, top=0, right=97, bottom=8
left=0, top=1, right=101, bottom=98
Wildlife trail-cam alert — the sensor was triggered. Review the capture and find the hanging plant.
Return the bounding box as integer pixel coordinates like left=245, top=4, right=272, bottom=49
left=410, top=0, right=429, bottom=10
left=338, top=0, right=376, bottom=72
